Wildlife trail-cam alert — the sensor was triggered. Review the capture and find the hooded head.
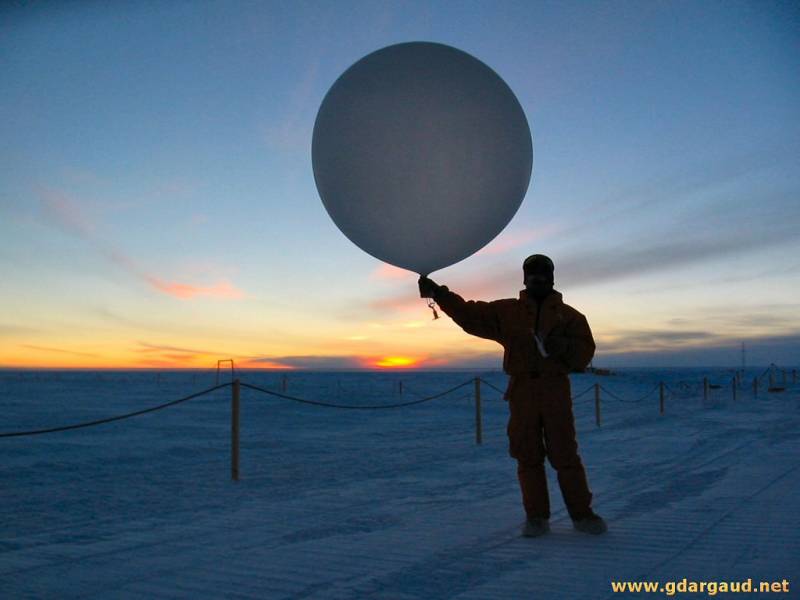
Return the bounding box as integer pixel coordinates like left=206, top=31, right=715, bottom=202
left=523, top=254, right=554, bottom=301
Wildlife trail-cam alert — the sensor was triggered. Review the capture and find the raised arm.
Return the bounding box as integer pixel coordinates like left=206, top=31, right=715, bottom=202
left=419, top=276, right=502, bottom=342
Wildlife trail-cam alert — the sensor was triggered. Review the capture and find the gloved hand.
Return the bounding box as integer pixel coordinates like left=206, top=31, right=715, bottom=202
left=418, top=276, right=444, bottom=299
left=544, top=334, right=570, bottom=359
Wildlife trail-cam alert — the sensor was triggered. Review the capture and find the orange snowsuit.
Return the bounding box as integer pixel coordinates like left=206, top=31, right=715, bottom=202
left=435, top=286, right=596, bottom=520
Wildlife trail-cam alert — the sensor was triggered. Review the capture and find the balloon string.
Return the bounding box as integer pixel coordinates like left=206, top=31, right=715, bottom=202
left=426, top=298, right=439, bottom=320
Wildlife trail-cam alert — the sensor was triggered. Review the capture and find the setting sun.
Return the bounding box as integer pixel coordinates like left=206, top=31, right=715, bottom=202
left=373, top=356, right=420, bottom=368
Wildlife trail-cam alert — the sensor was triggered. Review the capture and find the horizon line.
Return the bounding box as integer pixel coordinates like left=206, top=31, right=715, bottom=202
left=0, top=365, right=793, bottom=372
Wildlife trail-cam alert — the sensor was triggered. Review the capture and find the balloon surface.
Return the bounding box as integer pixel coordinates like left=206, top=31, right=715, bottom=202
left=312, top=41, right=532, bottom=275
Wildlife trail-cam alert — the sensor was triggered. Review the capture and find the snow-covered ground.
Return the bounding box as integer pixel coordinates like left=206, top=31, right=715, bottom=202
left=1, top=368, right=798, bottom=599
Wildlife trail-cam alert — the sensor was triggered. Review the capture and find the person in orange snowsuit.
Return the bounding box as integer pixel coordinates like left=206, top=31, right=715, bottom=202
left=419, top=254, right=607, bottom=536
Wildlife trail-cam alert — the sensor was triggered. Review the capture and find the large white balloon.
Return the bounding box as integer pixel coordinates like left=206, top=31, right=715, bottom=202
left=312, top=41, right=532, bottom=276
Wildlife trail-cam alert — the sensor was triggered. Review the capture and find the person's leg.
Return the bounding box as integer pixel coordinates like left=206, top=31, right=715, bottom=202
left=516, top=454, right=549, bottom=519
left=507, top=383, right=549, bottom=518
left=541, top=379, right=593, bottom=520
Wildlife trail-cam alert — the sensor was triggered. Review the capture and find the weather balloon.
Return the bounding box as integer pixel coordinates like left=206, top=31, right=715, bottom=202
left=312, top=41, right=532, bottom=276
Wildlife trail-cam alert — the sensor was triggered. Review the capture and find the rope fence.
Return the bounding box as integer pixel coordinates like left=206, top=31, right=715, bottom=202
left=239, top=378, right=474, bottom=410
left=478, top=378, right=506, bottom=396
left=600, top=383, right=660, bottom=404
left=1, top=365, right=796, bottom=479
left=571, top=384, right=596, bottom=402
left=0, top=381, right=232, bottom=438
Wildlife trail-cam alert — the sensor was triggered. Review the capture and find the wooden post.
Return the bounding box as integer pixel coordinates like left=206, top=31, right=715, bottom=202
left=399, top=381, right=403, bottom=395
left=232, top=378, right=240, bottom=481
left=474, top=377, right=483, bottom=445
left=703, top=377, right=708, bottom=401
left=732, top=377, right=736, bottom=402
left=659, top=382, right=664, bottom=415
left=282, top=373, right=287, bottom=393
left=594, top=383, right=601, bottom=427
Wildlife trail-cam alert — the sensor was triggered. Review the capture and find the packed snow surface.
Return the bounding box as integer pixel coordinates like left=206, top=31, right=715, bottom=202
left=1, top=367, right=798, bottom=599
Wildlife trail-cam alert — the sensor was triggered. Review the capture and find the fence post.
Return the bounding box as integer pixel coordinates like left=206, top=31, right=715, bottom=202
left=474, top=377, right=483, bottom=445
left=732, top=377, right=736, bottom=402
left=659, top=382, right=664, bottom=415
left=399, top=380, right=403, bottom=395
left=594, top=383, right=601, bottom=427
left=703, top=377, right=708, bottom=401
left=232, top=378, right=240, bottom=481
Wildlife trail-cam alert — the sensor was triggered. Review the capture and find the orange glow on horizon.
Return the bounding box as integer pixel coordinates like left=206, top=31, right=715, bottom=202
left=237, top=360, right=297, bottom=370
left=372, top=356, right=421, bottom=368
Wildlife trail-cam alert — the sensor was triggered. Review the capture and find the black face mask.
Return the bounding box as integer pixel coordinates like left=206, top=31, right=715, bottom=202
left=524, top=273, right=553, bottom=300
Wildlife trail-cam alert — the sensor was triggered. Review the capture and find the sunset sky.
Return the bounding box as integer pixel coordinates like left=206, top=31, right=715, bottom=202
left=1, top=1, right=798, bottom=370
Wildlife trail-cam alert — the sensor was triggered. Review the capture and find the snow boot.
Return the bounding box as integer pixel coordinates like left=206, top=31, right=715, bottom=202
left=522, top=517, right=550, bottom=537
left=572, top=511, right=607, bottom=535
